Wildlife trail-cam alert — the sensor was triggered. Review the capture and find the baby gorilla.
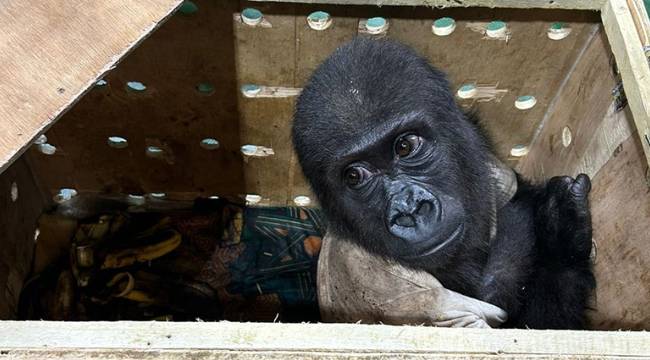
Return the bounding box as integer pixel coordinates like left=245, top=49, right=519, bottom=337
left=292, top=37, right=595, bottom=329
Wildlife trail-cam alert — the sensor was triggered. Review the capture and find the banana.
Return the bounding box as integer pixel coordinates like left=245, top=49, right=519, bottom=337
left=101, top=230, right=182, bottom=269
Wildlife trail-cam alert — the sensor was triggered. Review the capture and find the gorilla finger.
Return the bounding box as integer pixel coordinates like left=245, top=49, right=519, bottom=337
left=570, top=174, right=591, bottom=198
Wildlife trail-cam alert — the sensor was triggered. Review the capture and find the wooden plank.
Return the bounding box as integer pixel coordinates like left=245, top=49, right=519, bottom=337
left=235, top=1, right=299, bottom=205
left=249, top=0, right=604, bottom=10
left=0, top=159, right=47, bottom=319
left=1, top=321, right=650, bottom=359
left=27, top=0, right=246, bottom=200
left=588, top=134, right=650, bottom=330
left=516, top=28, right=628, bottom=180
left=0, top=0, right=183, bottom=175
left=602, top=0, right=650, bottom=169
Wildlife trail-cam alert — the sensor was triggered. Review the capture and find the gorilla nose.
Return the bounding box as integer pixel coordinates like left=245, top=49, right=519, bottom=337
left=394, top=214, right=416, bottom=227
left=387, top=185, right=440, bottom=231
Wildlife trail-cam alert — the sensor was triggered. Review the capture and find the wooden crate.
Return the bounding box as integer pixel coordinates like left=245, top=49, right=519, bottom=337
left=0, top=0, right=649, bottom=357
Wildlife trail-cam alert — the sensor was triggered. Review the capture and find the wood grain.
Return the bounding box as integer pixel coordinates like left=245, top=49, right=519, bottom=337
left=589, top=134, right=650, bottom=330
left=1, top=321, right=650, bottom=358
left=249, top=0, right=605, bottom=10
left=0, top=159, right=46, bottom=319
left=0, top=0, right=182, bottom=175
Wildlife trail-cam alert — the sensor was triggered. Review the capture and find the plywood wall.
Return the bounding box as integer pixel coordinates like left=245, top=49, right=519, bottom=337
left=28, top=0, right=600, bottom=206
left=0, top=158, right=46, bottom=318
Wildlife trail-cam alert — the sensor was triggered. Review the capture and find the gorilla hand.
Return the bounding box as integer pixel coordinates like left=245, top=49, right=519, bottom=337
left=536, top=174, right=593, bottom=263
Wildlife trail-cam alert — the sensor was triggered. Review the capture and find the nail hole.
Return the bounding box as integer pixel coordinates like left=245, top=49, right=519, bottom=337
left=241, top=84, right=261, bottom=97
left=547, top=22, right=571, bottom=40
left=200, top=138, right=220, bottom=150
left=34, top=228, right=40, bottom=243
left=209, top=195, right=220, bottom=200
left=54, top=188, right=78, bottom=203
left=365, top=17, right=388, bottom=34
left=241, top=8, right=263, bottom=26
left=37, top=143, right=57, bottom=155
left=34, top=134, right=48, bottom=145
left=245, top=194, right=262, bottom=205
left=146, top=146, right=164, bottom=158
left=486, top=20, right=507, bottom=38
left=196, top=82, right=215, bottom=94
left=510, top=145, right=529, bottom=157
left=562, top=126, right=572, bottom=147
left=128, top=194, right=146, bottom=206
left=178, top=1, right=198, bottom=15
left=126, top=81, right=147, bottom=92
left=457, top=84, right=477, bottom=99
left=432, top=17, right=456, bottom=36
left=108, top=136, right=128, bottom=149
left=148, top=193, right=167, bottom=199
left=96, top=79, right=108, bottom=87
left=515, top=95, right=537, bottom=110
left=293, top=196, right=311, bottom=206
left=10, top=182, right=18, bottom=202
left=307, top=11, right=332, bottom=31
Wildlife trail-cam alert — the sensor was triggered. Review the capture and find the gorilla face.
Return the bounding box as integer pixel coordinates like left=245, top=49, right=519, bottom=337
left=292, top=38, right=493, bottom=269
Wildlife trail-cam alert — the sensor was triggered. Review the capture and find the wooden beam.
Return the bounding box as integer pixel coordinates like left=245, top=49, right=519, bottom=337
left=0, top=0, right=183, bottom=175
left=602, top=0, right=650, bottom=169
left=0, top=321, right=650, bottom=359
left=248, top=0, right=604, bottom=10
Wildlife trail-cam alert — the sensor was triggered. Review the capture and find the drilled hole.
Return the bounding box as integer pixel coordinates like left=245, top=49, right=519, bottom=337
left=108, top=136, right=128, bottom=149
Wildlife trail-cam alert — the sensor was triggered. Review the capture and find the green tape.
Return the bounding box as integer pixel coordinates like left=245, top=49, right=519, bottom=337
left=487, top=20, right=506, bottom=31
left=434, top=17, right=455, bottom=28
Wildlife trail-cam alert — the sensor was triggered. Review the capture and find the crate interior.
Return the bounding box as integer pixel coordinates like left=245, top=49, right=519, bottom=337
left=1, top=0, right=648, bottom=330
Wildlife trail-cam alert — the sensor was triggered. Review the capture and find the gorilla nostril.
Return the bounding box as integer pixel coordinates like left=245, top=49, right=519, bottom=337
left=394, top=214, right=416, bottom=227
left=416, top=200, right=432, bottom=215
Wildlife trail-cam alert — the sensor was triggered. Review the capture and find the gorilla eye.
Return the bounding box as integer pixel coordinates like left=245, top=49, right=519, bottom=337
left=395, top=134, right=421, bottom=158
left=343, top=166, right=369, bottom=188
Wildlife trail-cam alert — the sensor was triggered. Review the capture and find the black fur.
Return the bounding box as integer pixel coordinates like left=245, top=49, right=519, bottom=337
left=292, top=37, right=595, bottom=329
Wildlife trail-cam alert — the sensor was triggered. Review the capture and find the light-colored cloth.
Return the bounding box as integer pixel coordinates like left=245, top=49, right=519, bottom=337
left=318, top=235, right=508, bottom=328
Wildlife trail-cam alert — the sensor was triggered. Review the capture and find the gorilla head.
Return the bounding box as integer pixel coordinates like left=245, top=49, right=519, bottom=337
left=292, top=38, right=495, bottom=271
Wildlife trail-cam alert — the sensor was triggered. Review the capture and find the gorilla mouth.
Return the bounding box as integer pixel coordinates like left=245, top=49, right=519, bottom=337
left=402, top=223, right=464, bottom=259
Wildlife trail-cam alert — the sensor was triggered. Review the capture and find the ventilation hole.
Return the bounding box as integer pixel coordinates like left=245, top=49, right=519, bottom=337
left=96, top=79, right=108, bottom=87
left=457, top=84, right=477, bottom=99
left=10, top=182, right=18, bottom=202
left=37, top=143, right=57, bottom=155
left=307, top=11, right=332, bottom=31
left=240, top=144, right=258, bottom=156
left=515, top=95, right=537, bottom=110
left=127, top=194, right=146, bottom=206
left=178, top=1, right=198, bottom=15
left=241, top=8, right=263, bottom=26
left=245, top=194, right=262, bottom=205
left=200, top=138, right=220, bottom=150
left=486, top=20, right=507, bottom=38
left=126, top=81, right=147, bottom=92
left=107, top=136, right=128, bottom=149
left=241, top=84, right=261, bottom=97
left=548, top=22, right=571, bottom=40
left=148, top=193, right=167, bottom=199
left=365, top=17, right=388, bottom=34
left=510, top=145, right=529, bottom=157
left=34, top=134, right=48, bottom=145
left=432, top=17, right=456, bottom=36
left=146, top=146, right=164, bottom=158
left=196, top=83, right=215, bottom=94
left=562, top=126, right=573, bottom=147
left=293, top=195, right=311, bottom=206
left=54, top=188, right=78, bottom=203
